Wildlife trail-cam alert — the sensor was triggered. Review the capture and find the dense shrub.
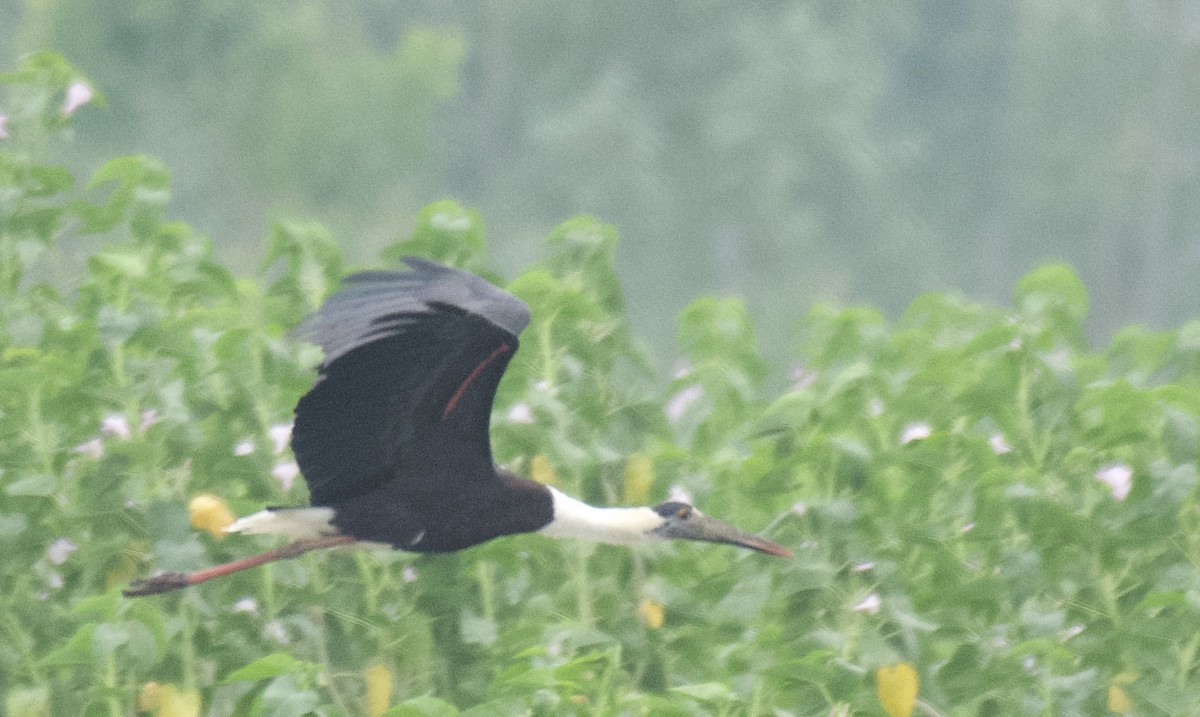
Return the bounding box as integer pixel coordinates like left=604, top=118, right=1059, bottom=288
left=4, top=53, right=1199, bottom=717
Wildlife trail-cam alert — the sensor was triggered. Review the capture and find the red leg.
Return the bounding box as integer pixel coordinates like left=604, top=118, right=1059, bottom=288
left=123, top=534, right=357, bottom=597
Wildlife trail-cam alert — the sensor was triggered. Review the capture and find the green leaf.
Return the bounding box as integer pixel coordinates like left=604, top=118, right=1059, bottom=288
left=38, top=624, right=95, bottom=667
left=0, top=512, right=27, bottom=537
left=260, top=674, right=320, bottom=717
left=385, top=696, right=460, bottom=717
left=4, top=685, right=50, bottom=717
left=458, top=697, right=528, bottom=717
left=381, top=200, right=486, bottom=269
left=90, top=622, right=130, bottom=660
left=1013, top=263, right=1088, bottom=342
left=224, top=653, right=307, bottom=683
left=671, top=682, right=735, bottom=702
left=4, top=474, right=56, bottom=497
left=72, top=591, right=119, bottom=618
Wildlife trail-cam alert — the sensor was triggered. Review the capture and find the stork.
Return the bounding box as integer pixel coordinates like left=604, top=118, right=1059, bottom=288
left=124, top=258, right=790, bottom=597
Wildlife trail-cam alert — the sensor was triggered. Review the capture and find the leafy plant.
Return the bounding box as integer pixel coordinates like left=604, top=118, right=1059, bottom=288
left=4, top=53, right=1200, bottom=716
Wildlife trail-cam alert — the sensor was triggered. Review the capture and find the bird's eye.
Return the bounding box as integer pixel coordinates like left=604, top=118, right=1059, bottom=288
left=676, top=506, right=692, bottom=520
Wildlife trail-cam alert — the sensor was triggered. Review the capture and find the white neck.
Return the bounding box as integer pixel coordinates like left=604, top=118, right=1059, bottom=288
left=538, top=487, right=664, bottom=544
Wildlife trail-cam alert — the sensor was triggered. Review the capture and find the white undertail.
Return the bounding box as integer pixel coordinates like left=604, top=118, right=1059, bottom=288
left=225, top=507, right=338, bottom=540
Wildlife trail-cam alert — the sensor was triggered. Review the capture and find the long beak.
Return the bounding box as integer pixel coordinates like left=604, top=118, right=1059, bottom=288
left=665, top=514, right=792, bottom=558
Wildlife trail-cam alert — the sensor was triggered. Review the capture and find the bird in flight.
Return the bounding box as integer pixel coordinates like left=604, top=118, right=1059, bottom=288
left=125, top=258, right=789, bottom=597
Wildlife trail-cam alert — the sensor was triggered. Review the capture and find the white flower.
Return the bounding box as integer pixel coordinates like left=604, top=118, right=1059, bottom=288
left=1095, top=464, right=1133, bottom=501
left=851, top=561, right=875, bottom=573
left=0, top=114, right=8, bottom=139
left=789, top=365, right=816, bottom=390
left=232, top=597, right=259, bottom=614
left=900, top=422, right=931, bottom=444
left=101, top=414, right=131, bottom=440
left=853, top=593, right=881, bottom=614
left=868, top=398, right=885, bottom=418
left=271, top=461, right=300, bottom=491
left=790, top=500, right=807, bottom=516
left=139, top=409, right=161, bottom=432
left=667, top=484, right=693, bottom=506
left=269, top=423, right=292, bottom=455
left=233, top=439, right=255, bottom=456
left=506, top=402, right=534, bottom=424
left=48, top=537, right=78, bottom=565
left=402, top=566, right=419, bottom=583
left=73, top=437, right=104, bottom=459
left=62, top=82, right=94, bottom=116
left=665, top=385, right=703, bottom=422
left=989, top=433, right=1012, bottom=455
left=262, top=620, right=290, bottom=644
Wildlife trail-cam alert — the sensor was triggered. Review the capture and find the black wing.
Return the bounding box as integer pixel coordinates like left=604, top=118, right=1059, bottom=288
left=291, top=258, right=531, bottom=507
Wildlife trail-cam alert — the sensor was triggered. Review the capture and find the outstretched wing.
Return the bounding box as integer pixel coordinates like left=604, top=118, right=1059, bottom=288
left=291, top=258, right=531, bottom=507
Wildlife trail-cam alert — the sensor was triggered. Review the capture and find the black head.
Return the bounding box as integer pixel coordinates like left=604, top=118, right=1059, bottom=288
left=649, top=500, right=791, bottom=557
left=652, top=501, right=696, bottom=520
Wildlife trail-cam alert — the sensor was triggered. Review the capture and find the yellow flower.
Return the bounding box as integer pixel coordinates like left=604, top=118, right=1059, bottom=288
left=638, top=598, right=665, bottom=629
left=530, top=455, right=559, bottom=485
left=137, top=681, right=162, bottom=712
left=875, top=663, right=918, bottom=717
left=365, top=663, right=393, bottom=717
left=188, top=494, right=235, bottom=539
left=1107, top=672, right=1136, bottom=714
left=145, top=684, right=200, bottom=717
left=623, top=453, right=653, bottom=504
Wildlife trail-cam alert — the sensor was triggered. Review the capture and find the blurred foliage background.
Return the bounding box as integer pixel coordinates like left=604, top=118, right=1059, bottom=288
left=5, top=7, right=1200, bottom=713
left=4, top=0, right=1198, bottom=375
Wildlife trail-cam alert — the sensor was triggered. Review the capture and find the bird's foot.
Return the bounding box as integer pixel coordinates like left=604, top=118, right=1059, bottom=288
left=122, top=572, right=191, bottom=597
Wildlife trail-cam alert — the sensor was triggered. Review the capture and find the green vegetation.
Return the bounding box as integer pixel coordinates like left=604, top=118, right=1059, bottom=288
left=5, top=2, right=1198, bottom=370
left=5, top=53, right=1200, bottom=717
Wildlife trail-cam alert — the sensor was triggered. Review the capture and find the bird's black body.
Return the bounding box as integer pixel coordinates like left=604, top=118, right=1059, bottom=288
left=290, top=259, right=552, bottom=551
left=329, top=468, right=553, bottom=552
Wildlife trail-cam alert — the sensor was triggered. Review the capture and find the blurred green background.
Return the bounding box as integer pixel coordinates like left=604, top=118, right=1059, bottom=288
left=4, top=1, right=1198, bottom=370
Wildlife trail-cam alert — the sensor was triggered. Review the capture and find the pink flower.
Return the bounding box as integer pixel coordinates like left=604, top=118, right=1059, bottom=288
left=101, top=414, right=131, bottom=440
left=73, top=437, right=104, bottom=459
left=62, top=82, right=94, bottom=116
left=506, top=402, right=534, bottom=424
left=789, top=365, right=817, bottom=390
left=853, top=593, right=882, bottom=614
left=989, top=433, right=1012, bottom=455
left=665, top=385, right=703, bottom=422
left=900, top=422, right=931, bottom=445
left=48, top=537, right=78, bottom=565
left=269, top=423, right=292, bottom=455
left=262, top=620, right=290, bottom=644
left=667, top=484, right=693, bottom=505
left=139, top=409, right=161, bottom=432
left=271, top=461, right=300, bottom=491
left=1095, top=464, right=1133, bottom=501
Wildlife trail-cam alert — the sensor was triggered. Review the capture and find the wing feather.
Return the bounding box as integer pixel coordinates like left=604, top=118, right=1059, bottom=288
left=291, top=258, right=530, bottom=507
